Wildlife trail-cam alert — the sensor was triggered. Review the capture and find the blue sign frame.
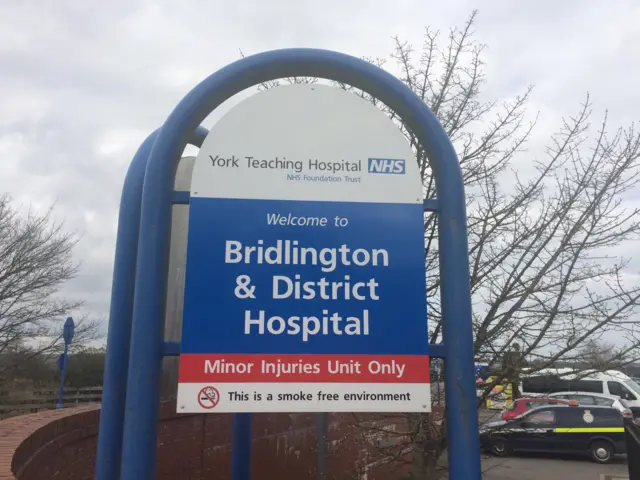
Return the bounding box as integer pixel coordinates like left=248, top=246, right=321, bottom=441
left=96, top=127, right=209, bottom=480
left=96, top=48, right=481, bottom=480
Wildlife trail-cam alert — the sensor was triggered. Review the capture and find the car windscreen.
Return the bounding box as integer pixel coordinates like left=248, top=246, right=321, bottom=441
left=625, top=379, right=640, bottom=395
left=524, top=409, right=556, bottom=425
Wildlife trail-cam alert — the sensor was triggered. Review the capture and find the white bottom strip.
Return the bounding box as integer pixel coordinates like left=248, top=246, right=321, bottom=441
left=177, top=382, right=431, bottom=413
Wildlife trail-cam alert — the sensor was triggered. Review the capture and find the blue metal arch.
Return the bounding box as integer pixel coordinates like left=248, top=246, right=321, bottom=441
left=120, top=48, right=480, bottom=480
left=96, top=126, right=208, bottom=480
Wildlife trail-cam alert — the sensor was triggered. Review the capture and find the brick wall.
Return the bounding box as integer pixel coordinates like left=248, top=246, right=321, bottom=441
left=0, top=402, right=433, bottom=479
left=0, top=404, right=100, bottom=480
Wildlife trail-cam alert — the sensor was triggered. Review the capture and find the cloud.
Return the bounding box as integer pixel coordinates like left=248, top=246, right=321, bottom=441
left=0, top=0, right=638, bottom=340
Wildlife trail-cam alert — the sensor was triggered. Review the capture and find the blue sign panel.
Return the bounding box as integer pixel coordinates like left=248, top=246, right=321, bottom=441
left=182, top=198, right=427, bottom=355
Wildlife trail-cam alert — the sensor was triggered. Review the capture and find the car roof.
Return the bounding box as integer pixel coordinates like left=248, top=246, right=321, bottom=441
left=519, top=397, right=567, bottom=401
left=523, top=368, right=630, bottom=380
left=525, top=404, right=619, bottom=414
left=549, top=391, right=619, bottom=400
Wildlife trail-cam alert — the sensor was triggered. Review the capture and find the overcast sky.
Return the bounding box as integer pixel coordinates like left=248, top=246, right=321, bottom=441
left=1, top=0, right=639, bottom=339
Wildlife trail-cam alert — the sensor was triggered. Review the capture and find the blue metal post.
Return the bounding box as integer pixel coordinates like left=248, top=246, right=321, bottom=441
left=95, top=130, right=158, bottom=480
left=315, top=413, right=329, bottom=480
left=231, top=414, right=252, bottom=479
left=96, top=128, right=208, bottom=480
left=56, top=316, right=75, bottom=409
left=56, top=343, right=69, bottom=409
left=424, top=116, right=481, bottom=480
left=118, top=48, right=480, bottom=480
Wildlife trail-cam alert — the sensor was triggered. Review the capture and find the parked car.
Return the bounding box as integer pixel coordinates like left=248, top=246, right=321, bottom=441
left=520, top=368, right=640, bottom=414
left=500, top=397, right=576, bottom=421
left=546, top=391, right=633, bottom=418
left=481, top=404, right=626, bottom=463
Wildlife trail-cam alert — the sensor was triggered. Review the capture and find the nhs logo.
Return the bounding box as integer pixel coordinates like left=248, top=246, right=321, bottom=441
left=368, top=158, right=406, bottom=174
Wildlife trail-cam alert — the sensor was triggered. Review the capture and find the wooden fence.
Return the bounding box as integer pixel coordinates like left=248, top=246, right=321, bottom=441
left=0, top=386, right=102, bottom=419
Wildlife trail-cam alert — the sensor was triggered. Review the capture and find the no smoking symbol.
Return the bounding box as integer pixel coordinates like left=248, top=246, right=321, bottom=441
left=197, top=386, right=220, bottom=409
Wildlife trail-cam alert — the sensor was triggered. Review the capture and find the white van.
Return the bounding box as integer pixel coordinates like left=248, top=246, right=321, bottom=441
left=520, top=368, right=640, bottom=414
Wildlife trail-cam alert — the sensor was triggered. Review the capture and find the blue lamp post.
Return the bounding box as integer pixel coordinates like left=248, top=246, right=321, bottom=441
left=56, top=316, right=75, bottom=409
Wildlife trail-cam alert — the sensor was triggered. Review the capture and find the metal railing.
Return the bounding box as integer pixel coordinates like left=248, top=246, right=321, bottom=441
left=0, top=386, right=102, bottom=419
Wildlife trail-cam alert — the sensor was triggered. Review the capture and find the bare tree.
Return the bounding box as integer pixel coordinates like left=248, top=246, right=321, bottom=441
left=0, top=194, right=100, bottom=385
left=364, top=12, right=640, bottom=478
left=572, top=339, right=618, bottom=371
left=242, top=10, right=640, bottom=478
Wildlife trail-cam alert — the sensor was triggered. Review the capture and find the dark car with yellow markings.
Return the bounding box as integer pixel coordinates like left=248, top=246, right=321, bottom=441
left=480, top=404, right=625, bottom=463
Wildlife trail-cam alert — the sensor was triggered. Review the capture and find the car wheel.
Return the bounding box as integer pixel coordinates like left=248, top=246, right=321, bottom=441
left=589, top=441, right=614, bottom=464
left=490, top=438, right=512, bottom=457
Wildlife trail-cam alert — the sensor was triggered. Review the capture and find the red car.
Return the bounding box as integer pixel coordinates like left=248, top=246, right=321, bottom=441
left=501, top=397, right=577, bottom=421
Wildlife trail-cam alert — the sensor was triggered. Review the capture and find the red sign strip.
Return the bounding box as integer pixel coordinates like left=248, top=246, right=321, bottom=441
left=178, top=353, right=430, bottom=383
